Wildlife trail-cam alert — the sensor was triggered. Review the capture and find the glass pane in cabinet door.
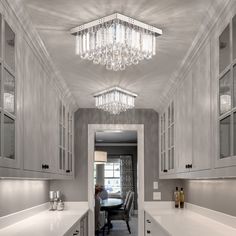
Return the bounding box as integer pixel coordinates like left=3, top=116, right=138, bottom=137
left=233, top=16, right=236, bottom=60
left=5, top=21, right=15, bottom=71
left=171, top=147, right=174, bottom=169
left=168, top=127, right=170, bottom=148
left=168, top=149, right=171, bottom=170
left=168, top=106, right=171, bottom=126
left=234, top=66, right=236, bottom=107
left=63, top=150, right=65, bottom=169
left=59, top=102, right=62, bottom=124
left=171, top=102, right=174, bottom=123
left=219, top=25, right=230, bottom=73
left=234, top=113, right=236, bottom=155
left=219, top=71, right=231, bottom=115
left=59, top=148, right=62, bottom=170
left=3, top=114, right=15, bottom=159
left=0, top=15, right=2, bottom=57
left=220, top=116, right=231, bottom=158
left=161, top=153, right=164, bottom=171
left=4, top=69, right=15, bottom=114
left=59, top=124, right=62, bottom=146
left=171, top=125, right=174, bottom=146
left=70, top=134, right=72, bottom=152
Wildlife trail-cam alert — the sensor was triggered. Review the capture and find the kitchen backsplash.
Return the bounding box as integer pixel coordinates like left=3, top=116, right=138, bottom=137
left=183, top=179, right=236, bottom=217
left=0, top=180, right=49, bottom=217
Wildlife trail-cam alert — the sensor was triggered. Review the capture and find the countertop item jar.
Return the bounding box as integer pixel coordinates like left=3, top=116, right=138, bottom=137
left=57, top=200, right=64, bottom=211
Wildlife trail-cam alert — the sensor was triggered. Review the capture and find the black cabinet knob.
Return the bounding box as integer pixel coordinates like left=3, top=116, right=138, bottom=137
left=189, top=164, right=192, bottom=168
left=42, top=164, right=46, bottom=169
left=66, top=170, right=71, bottom=173
left=147, top=230, right=151, bottom=234
left=146, top=220, right=151, bottom=223
left=163, top=169, right=168, bottom=173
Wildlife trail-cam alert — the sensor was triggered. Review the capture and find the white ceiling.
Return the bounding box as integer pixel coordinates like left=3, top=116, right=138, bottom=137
left=95, top=130, right=137, bottom=144
left=21, top=0, right=223, bottom=111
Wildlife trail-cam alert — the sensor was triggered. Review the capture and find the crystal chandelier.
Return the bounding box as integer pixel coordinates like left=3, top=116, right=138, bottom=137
left=71, top=13, right=162, bottom=71
left=94, top=87, right=137, bottom=115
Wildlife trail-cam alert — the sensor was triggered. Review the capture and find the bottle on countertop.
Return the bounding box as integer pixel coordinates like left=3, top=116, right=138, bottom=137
left=174, top=187, right=180, bottom=208
left=180, top=187, right=185, bottom=209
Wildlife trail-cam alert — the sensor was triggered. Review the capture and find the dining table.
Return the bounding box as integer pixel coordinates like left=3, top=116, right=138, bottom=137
left=100, top=198, right=123, bottom=234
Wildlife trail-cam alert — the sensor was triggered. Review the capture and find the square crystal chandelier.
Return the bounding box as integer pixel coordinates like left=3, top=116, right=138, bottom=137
left=71, top=13, right=162, bottom=71
left=94, top=87, right=137, bottom=115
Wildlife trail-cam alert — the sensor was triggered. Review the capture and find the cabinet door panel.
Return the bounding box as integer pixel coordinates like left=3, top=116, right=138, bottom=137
left=176, top=71, right=193, bottom=172
left=45, top=82, right=59, bottom=173
left=192, top=42, right=211, bottom=171
left=23, top=42, right=43, bottom=171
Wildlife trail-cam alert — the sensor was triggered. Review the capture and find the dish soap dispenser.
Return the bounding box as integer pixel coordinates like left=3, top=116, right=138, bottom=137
left=180, top=188, right=185, bottom=209
left=174, top=187, right=180, bottom=208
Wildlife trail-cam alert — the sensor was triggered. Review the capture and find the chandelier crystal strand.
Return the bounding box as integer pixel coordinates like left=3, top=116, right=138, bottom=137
left=94, top=87, right=137, bottom=115
left=71, top=14, right=162, bottom=71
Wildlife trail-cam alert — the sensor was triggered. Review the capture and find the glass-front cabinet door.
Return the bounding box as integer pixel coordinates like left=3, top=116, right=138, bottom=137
left=160, top=101, right=175, bottom=175
left=217, top=15, right=236, bottom=168
left=66, top=111, right=73, bottom=175
left=0, top=14, right=18, bottom=168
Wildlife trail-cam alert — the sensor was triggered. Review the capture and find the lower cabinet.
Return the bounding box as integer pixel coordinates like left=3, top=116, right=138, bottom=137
left=65, top=214, right=88, bottom=236
left=145, top=212, right=168, bottom=236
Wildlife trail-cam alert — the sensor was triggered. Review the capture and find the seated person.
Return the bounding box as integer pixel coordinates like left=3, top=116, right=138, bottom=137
left=98, top=185, right=108, bottom=200
left=95, top=186, right=102, bottom=233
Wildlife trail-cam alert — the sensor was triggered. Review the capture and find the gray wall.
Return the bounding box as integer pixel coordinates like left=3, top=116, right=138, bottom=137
left=0, top=180, right=49, bottom=217
left=50, top=108, right=180, bottom=202
left=183, top=179, right=236, bottom=217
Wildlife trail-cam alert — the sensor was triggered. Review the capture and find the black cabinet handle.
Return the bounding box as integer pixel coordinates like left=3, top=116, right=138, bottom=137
left=163, top=169, right=168, bottom=173
left=189, top=164, right=192, bottom=168
left=147, top=230, right=151, bottom=234
left=66, top=170, right=71, bottom=173
left=42, top=164, right=49, bottom=169
left=185, top=164, right=188, bottom=168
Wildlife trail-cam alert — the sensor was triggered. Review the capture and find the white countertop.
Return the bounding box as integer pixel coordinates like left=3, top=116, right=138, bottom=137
left=0, top=202, right=89, bottom=236
left=144, top=202, right=236, bottom=236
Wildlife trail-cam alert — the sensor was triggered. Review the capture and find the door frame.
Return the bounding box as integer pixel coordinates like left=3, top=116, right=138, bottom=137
left=88, top=124, right=144, bottom=236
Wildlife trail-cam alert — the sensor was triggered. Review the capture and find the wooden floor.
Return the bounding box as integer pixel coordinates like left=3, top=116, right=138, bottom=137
left=108, top=216, right=138, bottom=236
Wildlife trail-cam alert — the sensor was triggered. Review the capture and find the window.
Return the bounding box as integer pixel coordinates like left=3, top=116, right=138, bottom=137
left=0, top=15, right=16, bottom=161
left=104, top=160, right=121, bottom=194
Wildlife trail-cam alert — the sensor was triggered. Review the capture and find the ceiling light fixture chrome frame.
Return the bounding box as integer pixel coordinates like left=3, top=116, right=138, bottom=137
left=70, top=13, right=162, bottom=71
left=70, top=13, right=162, bottom=36
left=94, top=86, right=137, bottom=115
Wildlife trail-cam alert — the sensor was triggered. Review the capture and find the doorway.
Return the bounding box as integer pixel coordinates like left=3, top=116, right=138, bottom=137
left=88, top=124, right=144, bottom=236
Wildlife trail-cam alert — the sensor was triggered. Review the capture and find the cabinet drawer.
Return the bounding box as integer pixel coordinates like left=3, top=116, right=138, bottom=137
left=65, top=220, right=80, bottom=236
left=145, top=212, right=169, bottom=236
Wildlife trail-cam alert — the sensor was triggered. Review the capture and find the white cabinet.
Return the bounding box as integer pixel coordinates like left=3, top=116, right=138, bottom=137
left=145, top=212, right=168, bottom=236
left=175, top=71, right=193, bottom=173
left=191, top=42, right=211, bottom=171
left=160, top=101, right=175, bottom=175
left=65, top=214, right=88, bottom=236
left=160, top=42, right=212, bottom=177
left=0, top=14, right=19, bottom=169
left=0, top=3, right=75, bottom=179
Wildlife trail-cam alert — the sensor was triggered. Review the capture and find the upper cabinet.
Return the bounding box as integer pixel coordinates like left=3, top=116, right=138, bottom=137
left=0, top=14, right=18, bottom=169
left=160, top=101, right=175, bottom=175
left=160, top=7, right=236, bottom=179
left=0, top=3, right=75, bottom=179
left=216, top=15, right=236, bottom=168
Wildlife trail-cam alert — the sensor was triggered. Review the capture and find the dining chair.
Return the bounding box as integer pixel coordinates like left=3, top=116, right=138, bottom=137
left=95, top=211, right=106, bottom=236
left=109, top=191, right=134, bottom=234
